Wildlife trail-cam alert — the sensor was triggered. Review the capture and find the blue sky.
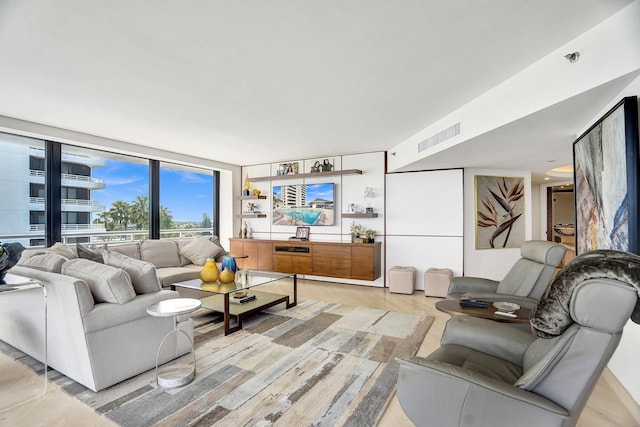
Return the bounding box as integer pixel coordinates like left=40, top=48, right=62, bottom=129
left=91, top=160, right=214, bottom=222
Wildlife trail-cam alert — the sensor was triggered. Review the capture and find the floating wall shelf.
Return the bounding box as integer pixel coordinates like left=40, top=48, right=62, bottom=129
left=342, top=213, right=379, bottom=218
left=248, top=169, right=362, bottom=182
left=237, top=214, right=267, bottom=219
left=236, top=195, right=267, bottom=200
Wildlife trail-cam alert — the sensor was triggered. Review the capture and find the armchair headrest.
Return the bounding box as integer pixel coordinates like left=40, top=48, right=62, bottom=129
left=531, top=250, right=640, bottom=338
left=520, top=240, right=566, bottom=266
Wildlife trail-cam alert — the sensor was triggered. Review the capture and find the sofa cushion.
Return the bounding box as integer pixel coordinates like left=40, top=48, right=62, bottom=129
left=140, top=239, right=181, bottom=268
left=62, top=258, right=136, bottom=304
left=16, top=253, right=67, bottom=273
left=178, top=237, right=223, bottom=266
left=107, top=241, right=141, bottom=260
left=77, top=244, right=104, bottom=263
left=156, top=265, right=201, bottom=287
left=101, top=250, right=162, bottom=294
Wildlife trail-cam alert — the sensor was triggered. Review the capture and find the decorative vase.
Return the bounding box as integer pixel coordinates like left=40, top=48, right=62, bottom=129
left=218, top=267, right=235, bottom=284
left=200, top=258, right=219, bottom=282
left=221, top=255, right=237, bottom=273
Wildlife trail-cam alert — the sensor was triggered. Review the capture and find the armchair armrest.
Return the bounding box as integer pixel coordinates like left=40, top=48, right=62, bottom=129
left=440, top=316, right=536, bottom=365
left=448, top=276, right=499, bottom=296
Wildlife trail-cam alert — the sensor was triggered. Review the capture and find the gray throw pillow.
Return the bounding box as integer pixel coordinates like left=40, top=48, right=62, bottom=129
left=101, top=250, right=161, bottom=294
left=62, top=258, right=136, bottom=304
left=77, top=244, right=104, bottom=263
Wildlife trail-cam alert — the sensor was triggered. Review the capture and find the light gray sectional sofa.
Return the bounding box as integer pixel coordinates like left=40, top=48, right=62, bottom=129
left=0, top=236, right=228, bottom=392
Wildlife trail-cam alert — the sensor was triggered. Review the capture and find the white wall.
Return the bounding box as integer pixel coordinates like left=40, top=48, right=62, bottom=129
left=385, top=169, right=464, bottom=290
left=463, top=168, right=532, bottom=280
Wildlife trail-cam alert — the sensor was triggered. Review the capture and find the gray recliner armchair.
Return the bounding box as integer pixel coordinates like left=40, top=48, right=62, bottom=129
left=397, top=250, right=640, bottom=427
left=447, top=240, right=566, bottom=308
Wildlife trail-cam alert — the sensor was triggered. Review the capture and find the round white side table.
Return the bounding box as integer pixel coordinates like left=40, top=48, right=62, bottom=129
left=146, top=298, right=201, bottom=388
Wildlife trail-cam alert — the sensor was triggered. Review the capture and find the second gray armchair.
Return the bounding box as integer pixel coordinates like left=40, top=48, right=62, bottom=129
left=447, top=240, right=566, bottom=308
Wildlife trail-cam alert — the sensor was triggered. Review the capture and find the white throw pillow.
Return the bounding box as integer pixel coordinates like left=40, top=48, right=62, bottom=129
left=62, top=258, right=136, bottom=304
left=178, top=237, right=223, bottom=266
left=17, top=253, right=67, bottom=273
left=101, top=250, right=162, bottom=294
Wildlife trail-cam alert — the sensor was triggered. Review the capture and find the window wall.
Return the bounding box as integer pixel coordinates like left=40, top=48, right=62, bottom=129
left=0, top=130, right=219, bottom=248
left=160, top=162, right=215, bottom=238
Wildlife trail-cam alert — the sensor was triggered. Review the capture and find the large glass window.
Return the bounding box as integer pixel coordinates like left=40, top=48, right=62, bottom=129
left=160, top=162, right=214, bottom=238
left=0, top=132, right=46, bottom=247
left=61, top=145, right=149, bottom=244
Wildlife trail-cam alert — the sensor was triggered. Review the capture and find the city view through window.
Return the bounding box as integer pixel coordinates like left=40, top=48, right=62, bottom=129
left=0, top=132, right=216, bottom=248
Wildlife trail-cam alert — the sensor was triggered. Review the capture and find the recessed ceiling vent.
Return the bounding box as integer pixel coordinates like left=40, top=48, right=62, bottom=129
left=417, top=122, right=461, bottom=153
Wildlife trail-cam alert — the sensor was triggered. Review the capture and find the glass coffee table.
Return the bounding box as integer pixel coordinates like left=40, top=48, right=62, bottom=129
left=171, top=270, right=297, bottom=335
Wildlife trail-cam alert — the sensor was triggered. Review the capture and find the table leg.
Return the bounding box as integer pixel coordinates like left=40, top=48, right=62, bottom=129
left=287, top=273, right=297, bottom=309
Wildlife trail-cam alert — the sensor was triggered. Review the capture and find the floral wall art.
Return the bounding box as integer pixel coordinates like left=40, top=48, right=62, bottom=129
left=475, top=175, right=525, bottom=249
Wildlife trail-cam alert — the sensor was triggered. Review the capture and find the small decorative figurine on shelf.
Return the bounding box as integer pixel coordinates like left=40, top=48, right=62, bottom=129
left=252, top=188, right=261, bottom=197
left=246, top=202, right=256, bottom=213
left=243, top=173, right=250, bottom=196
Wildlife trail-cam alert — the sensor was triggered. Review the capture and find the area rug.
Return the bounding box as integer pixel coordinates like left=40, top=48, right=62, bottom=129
left=4, top=299, right=433, bottom=426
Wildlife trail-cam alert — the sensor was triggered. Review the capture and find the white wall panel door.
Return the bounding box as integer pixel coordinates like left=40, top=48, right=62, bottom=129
left=386, top=169, right=463, bottom=236
left=385, top=169, right=464, bottom=290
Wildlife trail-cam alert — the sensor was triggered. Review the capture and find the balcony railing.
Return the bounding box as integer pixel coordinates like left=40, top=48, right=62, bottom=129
left=29, top=223, right=105, bottom=232
left=29, top=170, right=105, bottom=186
left=29, top=197, right=105, bottom=209
left=4, top=228, right=215, bottom=246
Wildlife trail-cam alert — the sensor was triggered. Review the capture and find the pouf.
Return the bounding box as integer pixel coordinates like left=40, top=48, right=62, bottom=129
left=424, top=268, right=453, bottom=297
left=389, top=266, right=416, bottom=294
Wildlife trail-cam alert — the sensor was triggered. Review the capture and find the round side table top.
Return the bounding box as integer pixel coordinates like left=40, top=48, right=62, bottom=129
left=435, top=299, right=531, bottom=324
left=147, top=298, right=201, bottom=317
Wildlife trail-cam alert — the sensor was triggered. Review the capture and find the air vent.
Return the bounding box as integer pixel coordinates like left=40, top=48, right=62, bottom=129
left=417, top=122, right=461, bottom=152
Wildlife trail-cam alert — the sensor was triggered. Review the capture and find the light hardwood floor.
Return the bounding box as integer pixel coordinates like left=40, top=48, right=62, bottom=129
left=0, top=279, right=638, bottom=426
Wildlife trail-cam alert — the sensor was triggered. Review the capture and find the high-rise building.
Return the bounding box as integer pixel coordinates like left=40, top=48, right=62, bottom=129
left=1, top=133, right=106, bottom=247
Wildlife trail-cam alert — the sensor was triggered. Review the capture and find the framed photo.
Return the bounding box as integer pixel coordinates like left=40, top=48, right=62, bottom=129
left=277, top=162, right=299, bottom=175
left=475, top=175, right=525, bottom=249
left=573, top=96, right=639, bottom=255
left=295, top=226, right=310, bottom=240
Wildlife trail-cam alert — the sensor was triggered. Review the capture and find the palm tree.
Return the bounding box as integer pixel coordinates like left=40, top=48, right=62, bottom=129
left=129, top=196, right=149, bottom=230
left=94, top=211, right=112, bottom=231
left=159, top=206, right=174, bottom=230
left=109, top=200, right=131, bottom=230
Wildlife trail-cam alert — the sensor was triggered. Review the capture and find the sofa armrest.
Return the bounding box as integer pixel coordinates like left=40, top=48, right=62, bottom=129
left=448, top=276, right=499, bottom=296
left=440, top=316, right=536, bottom=365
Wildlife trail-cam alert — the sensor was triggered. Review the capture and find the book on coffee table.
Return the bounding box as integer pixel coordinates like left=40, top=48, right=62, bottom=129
left=230, top=294, right=257, bottom=304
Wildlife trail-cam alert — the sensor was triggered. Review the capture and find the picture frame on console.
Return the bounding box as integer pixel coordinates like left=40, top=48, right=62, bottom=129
left=295, top=226, right=310, bottom=240
left=573, top=96, right=639, bottom=255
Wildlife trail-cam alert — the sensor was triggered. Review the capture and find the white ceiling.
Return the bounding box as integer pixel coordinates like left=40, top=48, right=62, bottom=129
left=0, top=0, right=635, bottom=179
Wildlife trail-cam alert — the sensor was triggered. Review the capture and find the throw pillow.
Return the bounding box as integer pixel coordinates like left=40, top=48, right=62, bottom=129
left=17, top=253, right=67, bottom=273
left=101, top=250, right=162, bottom=294
left=62, top=258, right=136, bottom=304
left=77, top=244, right=104, bottom=263
left=45, top=242, right=77, bottom=260
left=107, top=242, right=141, bottom=260
left=140, top=239, right=181, bottom=268
left=178, top=237, right=223, bottom=266
left=209, top=235, right=230, bottom=260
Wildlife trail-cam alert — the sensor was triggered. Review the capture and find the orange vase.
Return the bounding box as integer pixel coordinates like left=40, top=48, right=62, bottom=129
left=200, top=258, right=219, bottom=282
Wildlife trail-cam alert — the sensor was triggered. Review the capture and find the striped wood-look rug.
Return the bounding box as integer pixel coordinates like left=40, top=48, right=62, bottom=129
left=7, top=299, right=434, bottom=426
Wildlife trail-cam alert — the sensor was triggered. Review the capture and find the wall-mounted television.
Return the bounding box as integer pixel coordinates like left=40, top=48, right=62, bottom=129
left=272, top=183, right=335, bottom=226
